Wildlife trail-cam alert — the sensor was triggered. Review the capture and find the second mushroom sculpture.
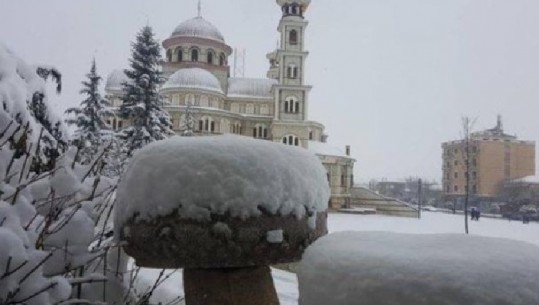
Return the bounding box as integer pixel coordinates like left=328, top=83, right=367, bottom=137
left=114, top=135, right=330, bottom=305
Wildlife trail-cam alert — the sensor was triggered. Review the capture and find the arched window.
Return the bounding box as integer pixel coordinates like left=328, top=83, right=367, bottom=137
left=285, top=96, right=299, bottom=113
left=219, top=53, right=226, bottom=66
left=200, top=116, right=215, bottom=133
left=191, top=48, right=199, bottom=62
left=175, top=47, right=183, bottom=62
left=207, top=51, right=214, bottom=64
left=246, top=104, right=254, bottom=114
left=166, top=49, right=173, bottom=62
left=199, top=95, right=209, bottom=107
left=289, top=30, right=298, bottom=45
left=254, top=124, right=268, bottom=139
left=185, top=94, right=195, bottom=106
left=232, top=122, right=241, bottom=134
left=309, top=131, right=313, bottom=140
left=282, top=135, right=299, bottom=146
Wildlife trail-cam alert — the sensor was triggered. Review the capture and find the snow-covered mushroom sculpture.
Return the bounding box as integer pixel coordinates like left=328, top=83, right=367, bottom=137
left=115, top=135, right=330, bottom=305
left=298, top=232, right=539, bottom=305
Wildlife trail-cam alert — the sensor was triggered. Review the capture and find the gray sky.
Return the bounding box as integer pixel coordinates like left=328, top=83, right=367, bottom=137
left=2, top=0, right=539, bottom=183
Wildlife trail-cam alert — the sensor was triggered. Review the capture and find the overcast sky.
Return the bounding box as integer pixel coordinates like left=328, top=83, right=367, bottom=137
left=2, top=0, right=539, bottom=183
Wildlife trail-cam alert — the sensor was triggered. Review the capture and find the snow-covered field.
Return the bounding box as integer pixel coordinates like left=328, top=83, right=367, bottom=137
left=138, top=212, right=539, bottom=305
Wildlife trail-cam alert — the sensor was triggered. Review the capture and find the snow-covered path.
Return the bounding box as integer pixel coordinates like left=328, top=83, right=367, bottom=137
left=138, top=212, right=539, bottom=305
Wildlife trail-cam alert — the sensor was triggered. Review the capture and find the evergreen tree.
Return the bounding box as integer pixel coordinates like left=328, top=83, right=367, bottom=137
left=29, top=66, right=67, bottom=173
left=118, top=25, right=173, bottom=156
left=65, top=60, right=112, bottom=164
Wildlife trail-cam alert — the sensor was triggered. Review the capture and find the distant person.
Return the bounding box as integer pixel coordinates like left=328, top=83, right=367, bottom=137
left=523, top=214, right=530, bottom=224
left=470, top=208, right=477, bottom=221
left=476, top=209, right=481, bottom=221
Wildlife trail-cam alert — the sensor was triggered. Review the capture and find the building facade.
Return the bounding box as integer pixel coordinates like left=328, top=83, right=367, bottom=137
left=105, top=0, right=355, bottom=209
left=442, top=117, right=535, bottom=202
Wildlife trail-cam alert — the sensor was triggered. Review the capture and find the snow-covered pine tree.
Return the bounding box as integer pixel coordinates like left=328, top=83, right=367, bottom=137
left=118, top=25, right=173, bottom=156
left=65, top=60, right=112, bottom=164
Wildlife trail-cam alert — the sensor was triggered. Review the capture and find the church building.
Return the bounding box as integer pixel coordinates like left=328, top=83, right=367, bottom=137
left=105, top=0, right=355, bottom=209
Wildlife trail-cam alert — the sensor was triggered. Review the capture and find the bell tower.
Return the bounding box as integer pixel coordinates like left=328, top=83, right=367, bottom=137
left=273, top=0, right=312, bottom=124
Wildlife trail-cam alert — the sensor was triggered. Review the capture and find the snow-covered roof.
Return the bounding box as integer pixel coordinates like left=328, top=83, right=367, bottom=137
left=308, top=141, right=352, bottom=159
left=105, top=69, right=130, bottom=93
left=171, top=17, right=225, bottom=43
left=162, top=68, right=223, bottom=94
left=227, top=78, right=277, bottom=99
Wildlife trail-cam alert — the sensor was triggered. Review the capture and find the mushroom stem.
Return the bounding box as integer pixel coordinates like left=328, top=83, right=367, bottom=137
left=184, top=266, right=280, bottom=305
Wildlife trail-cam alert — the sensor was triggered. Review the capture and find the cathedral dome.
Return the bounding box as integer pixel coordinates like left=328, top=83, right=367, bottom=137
left=171, top=17, right=225, bottom=43
left=162, top=68, right=223, bottom=94
left=105, top=69, right=130, bottom=93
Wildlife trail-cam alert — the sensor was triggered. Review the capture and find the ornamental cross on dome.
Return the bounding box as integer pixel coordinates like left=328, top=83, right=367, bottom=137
left=197, top=0, right=202, bottom=17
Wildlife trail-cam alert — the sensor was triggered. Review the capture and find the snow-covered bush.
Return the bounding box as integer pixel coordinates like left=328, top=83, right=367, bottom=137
left=0, top=43, right=125, bottom=304
left=298, top=232, right=539, bottom=305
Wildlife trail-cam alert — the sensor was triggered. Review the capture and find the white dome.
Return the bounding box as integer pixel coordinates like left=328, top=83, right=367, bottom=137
left=162, top=68, right=223, bottom=94
left=171, top=17, right=225, bottom=43
left=105, top=69, right=130, bottom=93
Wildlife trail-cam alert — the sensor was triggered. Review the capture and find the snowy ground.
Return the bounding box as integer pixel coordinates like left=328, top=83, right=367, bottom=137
left=137, top=212, right=539, bottom=305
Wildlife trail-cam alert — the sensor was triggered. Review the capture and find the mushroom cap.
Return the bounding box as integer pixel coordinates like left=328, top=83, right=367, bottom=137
left=115, top=135, right=330, bottom=268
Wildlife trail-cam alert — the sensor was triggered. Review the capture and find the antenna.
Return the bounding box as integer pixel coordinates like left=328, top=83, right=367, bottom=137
left=197, top=0, right=202, bottom=17
left=233, top=48, right=247, bottom=78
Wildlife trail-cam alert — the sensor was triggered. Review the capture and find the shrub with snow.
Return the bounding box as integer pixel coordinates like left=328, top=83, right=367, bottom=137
left=0, top=43, right=123, bottom=304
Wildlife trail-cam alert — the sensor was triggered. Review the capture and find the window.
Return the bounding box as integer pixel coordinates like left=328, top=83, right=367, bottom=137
left=472, top=185, right=477, bottom=194
left=454, top=160, right=458, bottom=166
left=167, top=49, right=173, bottom=62
left=282, top=135, right=299, bottom=146
left=199, top=95, right=208, bottom=107
left=290, top=30, right=298, bottom=45
left=287, top=65, right=298, bottom=79
left=473, top=171, right=477, bottom=179
left=246, top=104, right=254, bottom=114
left=231, top=122, right=241, bottom=134
left=260, top=104, right=269, bottom=115
left=219, top=53, right=226, bottom=66
left=254, top=124, right=268, bottom=139
left=454, top=172, right=458, bottom=179
left=185, top=94, right=195, bottom=106
left=191, top=48, right=199, bottom=62
left=172, top=94, right=180, bottom=105
left=454, top=185, right=458, bottom=192
left=284, top=96, right=299, bottom=113
left=309, top=131, right=313, bottom=140
left=117, top=120, right=123, bottom=128
left=200, top=116, right=215, bottom=132
left=175, top=47, right=183, bottom=62
left=207, top=51, right=214, bottom=64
